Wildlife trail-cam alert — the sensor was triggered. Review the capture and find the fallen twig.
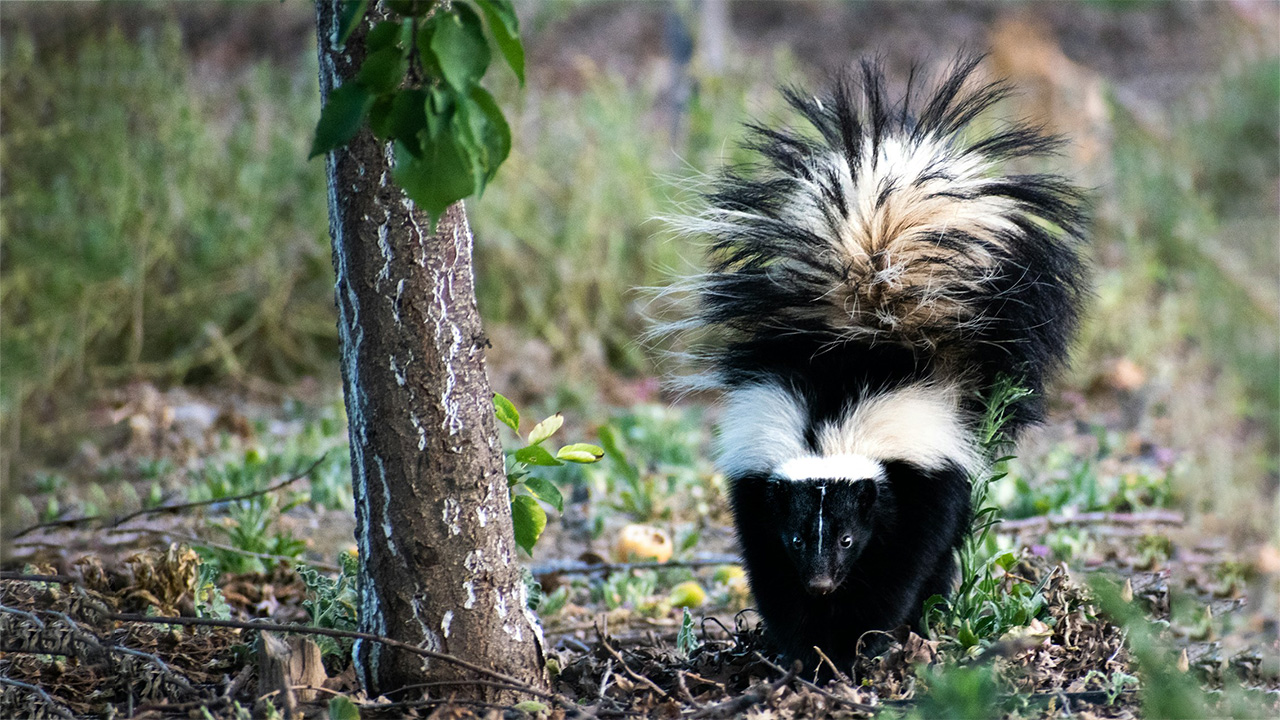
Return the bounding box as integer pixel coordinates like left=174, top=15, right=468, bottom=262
left=598, top=631, right=674, bottom=702
left=8, top=453, right=328, bottom=540
left=998, top=510, right=1184, bottom=533
left=530, top=554, right=739, bottom=578
left=106, top=526, right=342, bottom=572
left=689, top=659, right=796, bottom=719
left=751, top=651, right=876, bottom=714
left=104, top=611, right=573, bottom=709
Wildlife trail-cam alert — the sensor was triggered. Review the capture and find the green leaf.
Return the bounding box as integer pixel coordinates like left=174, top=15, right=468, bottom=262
left=368, top=93, right=395, bottom=140
left=391, top=131, right=473, bottom=226
left=366, top=19, right=401, bottom=53
left=514, top=444, right=562, bottom=467
left=430, top=4, right=490, bottom=91
left=310, top=83, right=373, bottom=158
left=521, top=476, right=563, bottom=512
left=598, top=426, right=641, bottom=485
left=329, top=694, right=361, bottom=720
left=493, top=393, right=520, bottom=432
left=357, top=46, right=408, bottom=94
left=676, top=607, right=699, bottom=657
left=386, top=89, right=428, bottom=153
left=513, top=701, right=547, bottom=713
left=556, top=443, right=604, bottom=463
left=528, top=413, right=563, bottom=445
left=472, top=0, right=525, bottom=84
left=511, top=495, right=546, bottom=554
left=464, top=85, right=512, bottom=185
left=337, top=0, right=369, bottom=46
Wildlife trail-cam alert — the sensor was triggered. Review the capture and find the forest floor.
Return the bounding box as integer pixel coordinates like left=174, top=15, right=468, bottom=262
left=2, top=379, right=1276, bottom=719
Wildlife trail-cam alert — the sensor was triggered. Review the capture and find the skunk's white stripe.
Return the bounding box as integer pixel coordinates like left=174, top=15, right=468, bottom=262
left=815, top=382, right=980, bottom=475
left=715, top=381, right=808, bottom=479
left=716, top=379, right=980, bottom=480
left=817, top=483, right=826, bottom=554
left=777, top=454, right=884, bottom=482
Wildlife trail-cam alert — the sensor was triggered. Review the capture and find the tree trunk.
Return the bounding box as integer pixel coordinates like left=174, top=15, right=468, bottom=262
left=315, top=1, right=545, bottom=699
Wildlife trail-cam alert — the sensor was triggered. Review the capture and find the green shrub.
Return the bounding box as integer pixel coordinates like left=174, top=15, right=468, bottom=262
left=1, top=26, right=335, bottom=419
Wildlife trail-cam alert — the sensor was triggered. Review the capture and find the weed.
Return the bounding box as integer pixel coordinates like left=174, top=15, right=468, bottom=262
left=927, top=380, right=1053, bottom=652
left=194, top=560, right=231, bottom=620
left=298, top=552, right=359, bottom=664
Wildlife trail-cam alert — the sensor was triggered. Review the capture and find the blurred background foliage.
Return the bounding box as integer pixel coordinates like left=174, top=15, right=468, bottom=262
left=1, top=1, right=1276, bottom=537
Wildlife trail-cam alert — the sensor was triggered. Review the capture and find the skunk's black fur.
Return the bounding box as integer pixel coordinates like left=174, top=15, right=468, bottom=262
left=668, top=56, right=1089, bottom=676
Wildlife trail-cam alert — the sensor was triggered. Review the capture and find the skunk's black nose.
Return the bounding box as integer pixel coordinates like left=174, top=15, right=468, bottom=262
left=808, top=576, right=835, bottom=595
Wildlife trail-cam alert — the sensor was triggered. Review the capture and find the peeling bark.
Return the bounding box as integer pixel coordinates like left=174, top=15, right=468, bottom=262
left=315, top=1, right=545, bottom=698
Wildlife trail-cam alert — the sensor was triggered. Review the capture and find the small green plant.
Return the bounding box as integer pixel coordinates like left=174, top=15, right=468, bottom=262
left=299, top=552, right=360, bottom=663
left=597, top=424, right=660, bottom=521
left=676, top=607, right=700, bottom=658
left=495, top=393, right=603, bottom=554
left=1082, top=668, right=1141, bottom=706
left=312, top=0, right=524, bottom=225
left=594, top=569, right=658, bottom=611
left=207, top=496, right=306, bottom=574
left=926, top=380, right=1052, bottom=651
left=193, top=560, right=232, bottom=620
left=907, top=661, right=1004, bottom=720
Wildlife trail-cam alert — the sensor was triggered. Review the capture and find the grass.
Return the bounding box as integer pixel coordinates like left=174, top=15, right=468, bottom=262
left=1, top=25, right=337, bottom=477
left=1073, top=61, right=1279, bottom=536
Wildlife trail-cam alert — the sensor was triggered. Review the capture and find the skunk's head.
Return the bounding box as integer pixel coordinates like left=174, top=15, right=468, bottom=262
left=768, top=455, right=884, bottom=596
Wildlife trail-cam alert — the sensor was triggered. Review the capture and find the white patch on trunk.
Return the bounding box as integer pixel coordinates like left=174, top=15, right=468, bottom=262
left=390, top=355, right=406, bottom=387
left=410, top=412, right=427, bottom=451
left=410, top=593, right=442, bottom=673
left=425, top=204, right=471, bottom=439
left=462, top=580, right=476, bottom=609
left=442, top=498, right=462, bottom=536
left=463, top=549, right=484, bottom=572
left=372, top=454, right=398, bottom=556
left=377, top=221, right=392, bottom=287
left=476, top=506, right=487, bottom=527
left=494, top=590, right=508, bottom=618
left=441, top=610, right=453, bottom=638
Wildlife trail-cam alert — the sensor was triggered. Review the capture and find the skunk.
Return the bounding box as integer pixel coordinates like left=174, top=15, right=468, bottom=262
left=667, top=56, right=1089, bottom=675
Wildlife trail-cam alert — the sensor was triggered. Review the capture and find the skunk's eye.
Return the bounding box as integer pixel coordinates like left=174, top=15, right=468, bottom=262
left=839, top=535, right=853, bottom=548
left=790, top=534, right=802, bottom=548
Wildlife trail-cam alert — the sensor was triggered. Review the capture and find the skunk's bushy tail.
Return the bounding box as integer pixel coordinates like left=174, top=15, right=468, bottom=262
left=670, top=55, right=1089, bottom=429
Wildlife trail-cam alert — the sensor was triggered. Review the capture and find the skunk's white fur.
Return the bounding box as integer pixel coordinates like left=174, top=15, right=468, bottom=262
left=777, top=454, right=884, bottom=483
left=714, top=381, right=807, bottom=480
left=716, top=380, right=979, bottom=480
left=814, top=382, right=981, bottom=476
